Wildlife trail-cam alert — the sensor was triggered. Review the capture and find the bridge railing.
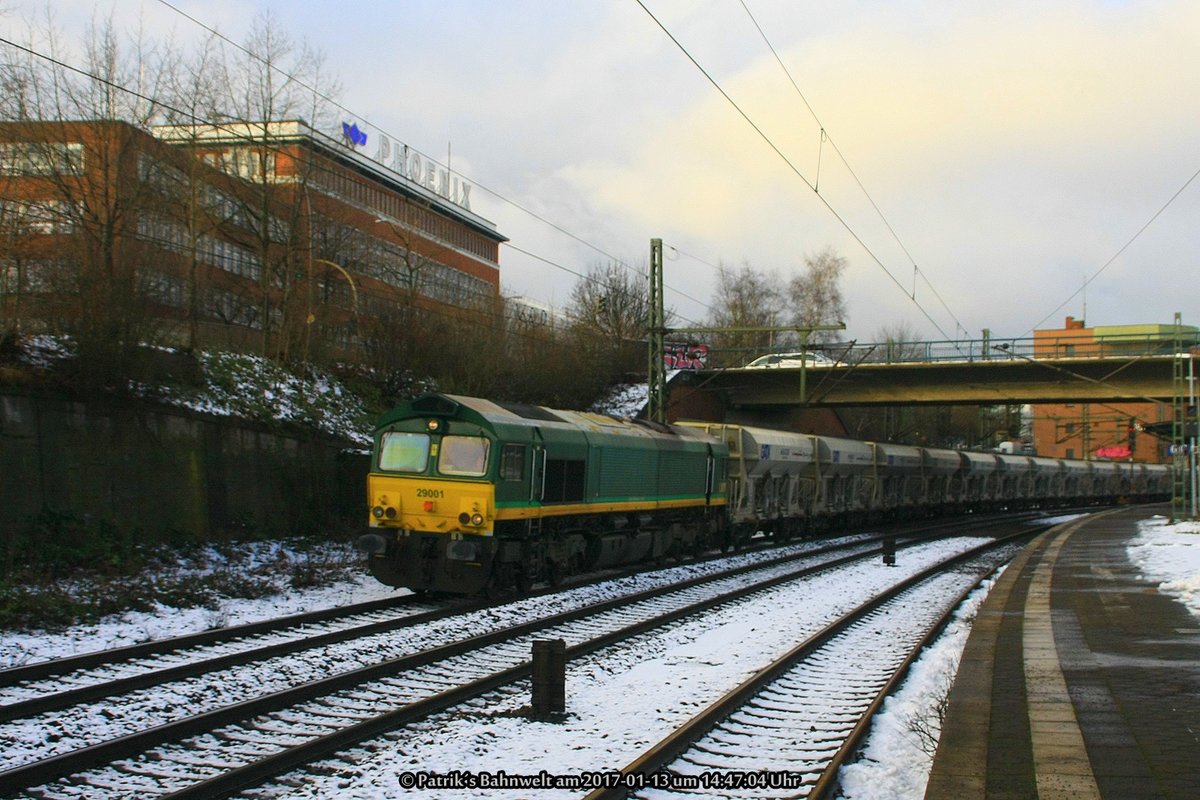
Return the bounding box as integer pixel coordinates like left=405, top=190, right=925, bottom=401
left=833, top=333, right=1195, bottom=366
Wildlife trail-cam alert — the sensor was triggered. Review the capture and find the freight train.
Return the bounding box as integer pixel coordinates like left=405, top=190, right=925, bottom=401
left=358, top=393, right=1171, bottom=595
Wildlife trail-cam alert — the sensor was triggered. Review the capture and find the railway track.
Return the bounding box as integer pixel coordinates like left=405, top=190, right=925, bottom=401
left=0, top=518, right=1037, bottom=799
left=237, top=525, right=1036, bottom=800
left=0, top=537, right=826, bottom=724
left=0, top=594, right=456, bottom=719
left=583, top=535, right=1023, bottom=800
left=1, top=514, right=1003, bottom=735
left=0, top=515, right=980, bottom=711
left=1, top=511, right=1073, bottom=799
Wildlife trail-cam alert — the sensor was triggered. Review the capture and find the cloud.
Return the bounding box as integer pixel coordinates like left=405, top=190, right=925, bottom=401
left=543, top=1, right=1200, bottom=337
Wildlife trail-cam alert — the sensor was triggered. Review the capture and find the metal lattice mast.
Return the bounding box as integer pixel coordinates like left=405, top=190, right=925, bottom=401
left=647, top=238, right=666, bottom=424
left=1172, top=312, right=1187, bottom=521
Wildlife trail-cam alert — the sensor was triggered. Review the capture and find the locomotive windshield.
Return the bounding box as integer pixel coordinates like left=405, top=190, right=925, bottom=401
left=439, top=435, right=490, bottom=476
left=378, top=432, right=430, bottom=473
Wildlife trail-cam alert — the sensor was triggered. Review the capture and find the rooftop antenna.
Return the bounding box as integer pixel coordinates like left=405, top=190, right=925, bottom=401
left=1082, top=274, right=1087, bottom=324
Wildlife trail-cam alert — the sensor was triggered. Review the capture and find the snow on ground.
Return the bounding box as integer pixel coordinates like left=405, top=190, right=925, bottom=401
left=840, top=512, right=1200, bottom=799
left=1127, top=515, right=1200, bottom=617
left=4, top=513, right=1199, bottom=799
left=837, top=574, right=1000, bottom=800
left=278, top=537, right=992, bottom=800
left=0, top=543, right=403, bottom=669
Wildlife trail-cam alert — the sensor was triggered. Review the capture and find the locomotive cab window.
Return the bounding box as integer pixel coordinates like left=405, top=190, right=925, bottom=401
left=379, top=432, right=430, bottom=473
left=439, top=436, right=490, bottom=476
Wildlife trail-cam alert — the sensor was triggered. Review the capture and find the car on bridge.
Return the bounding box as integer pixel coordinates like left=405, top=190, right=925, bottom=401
left=744, top=351, right=835, bottom=368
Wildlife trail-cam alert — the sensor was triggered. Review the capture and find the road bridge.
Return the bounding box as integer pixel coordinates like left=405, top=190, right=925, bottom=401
left=683, top=333, right=1194, bottom=411
left=697, top=354, right=1178, bottom=408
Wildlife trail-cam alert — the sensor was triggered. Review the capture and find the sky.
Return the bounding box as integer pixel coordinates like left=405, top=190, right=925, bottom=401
left=4, top=0, right=1199, bottom=343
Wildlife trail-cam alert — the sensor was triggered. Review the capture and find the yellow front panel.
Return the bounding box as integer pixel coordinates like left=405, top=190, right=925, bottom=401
left=368, top=473, right=495, bottom=536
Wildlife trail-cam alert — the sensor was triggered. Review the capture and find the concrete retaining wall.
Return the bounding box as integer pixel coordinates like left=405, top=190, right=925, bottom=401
left=0, top=391, right=369, bottom=541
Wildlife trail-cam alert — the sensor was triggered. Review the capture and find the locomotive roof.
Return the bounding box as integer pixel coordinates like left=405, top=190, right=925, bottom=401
left=373, top=393, right=714, bottom=444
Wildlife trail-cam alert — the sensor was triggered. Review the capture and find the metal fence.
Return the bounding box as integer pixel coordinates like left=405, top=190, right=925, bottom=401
left=828, top=332, right=1200, bottom=366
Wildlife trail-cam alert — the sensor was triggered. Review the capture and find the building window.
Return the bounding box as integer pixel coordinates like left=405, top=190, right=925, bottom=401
left=0, top=199, right=74, bottom=234
left=138, top=269, right=186, bottom=307
left=205, top=287, right=263, bottom=329
left=201, top=147, right=276, bottom=181
left=137, top=216, right=263, bottom=281
left=1, top=258, right=66, bottom=294
left=0, top=141, right=84, bottom=175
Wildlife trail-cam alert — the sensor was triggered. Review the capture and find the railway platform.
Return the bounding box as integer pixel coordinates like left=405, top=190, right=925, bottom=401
left=925, top=504, right=1200, bottom=799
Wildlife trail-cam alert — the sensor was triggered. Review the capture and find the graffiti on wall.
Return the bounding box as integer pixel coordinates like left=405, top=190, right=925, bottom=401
left=664, top=344, right=708, bottom=370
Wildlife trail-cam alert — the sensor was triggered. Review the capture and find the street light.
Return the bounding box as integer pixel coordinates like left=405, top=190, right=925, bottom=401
left=374, top=216, right=423, bottom=300
left=311, top=257, right=360, bottom=329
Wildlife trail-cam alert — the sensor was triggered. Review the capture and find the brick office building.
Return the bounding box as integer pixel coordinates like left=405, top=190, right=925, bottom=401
left=1030, top=316, right=1193, bottom=463
left=0, top=117, right=506, bottom=360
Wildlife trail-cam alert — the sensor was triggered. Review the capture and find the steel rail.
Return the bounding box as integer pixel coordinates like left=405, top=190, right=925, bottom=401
left=161, top=530, right=961, bottom=800
left=0, top=594, right=437, bottom=687
left=0, top=531, right=899, bottom=795
left=0, top=598, right=465, bottom=723
left=0, top=514, right=1013, bottom=727
left=0, top=510, right=989, bottom=692
left=580, top=527, right=1047, bottom=800
left=806, top=559, right=1005, bottom=799
left=0, top=521, right=977, bottom=798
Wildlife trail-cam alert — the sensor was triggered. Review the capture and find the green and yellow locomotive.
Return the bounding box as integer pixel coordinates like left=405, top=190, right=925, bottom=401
left=360, top=393, right=729, bottom=594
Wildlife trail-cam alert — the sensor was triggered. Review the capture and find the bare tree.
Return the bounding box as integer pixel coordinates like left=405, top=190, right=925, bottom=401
left=872, top=321, right=924, bottom=362
left=565, top=262, right=652, bottom=392
left=158, top=30, right=227, bottom=352
left=787, top=247, right=848, bottom=344
left=0, top=193, right=38, bottom=336
left=203, top=10, right=341, bottom=361
left=707, top=261, right=785, bottom=367
left=0, top=7, right=174, bottom=383
left=570, top=263, right=649, bottom=343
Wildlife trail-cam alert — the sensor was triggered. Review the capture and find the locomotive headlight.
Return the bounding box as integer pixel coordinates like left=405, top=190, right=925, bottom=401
left=385, top=507, right=397, bottom=519
left=372, top=506, right=385, bottom=519
left=458, top=511, right=486, bottom=527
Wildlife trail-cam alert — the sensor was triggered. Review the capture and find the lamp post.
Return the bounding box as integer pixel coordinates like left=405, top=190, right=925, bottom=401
left=307, top=255, right=361, bottom=361
left=373, top=216, right=421, bottom=301
left=311, top=257, right=360, bottom=326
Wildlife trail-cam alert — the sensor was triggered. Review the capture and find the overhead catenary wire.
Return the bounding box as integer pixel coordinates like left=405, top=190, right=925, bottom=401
left=0, top=36, right=657, bottom=351
left=740, top=0, right=1197, bottom=340
left=1022, top=163, right=1200, bottom=336
left=634, top=0, right=957, bottom=343
left=736, top=0, right=970, bottom=341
